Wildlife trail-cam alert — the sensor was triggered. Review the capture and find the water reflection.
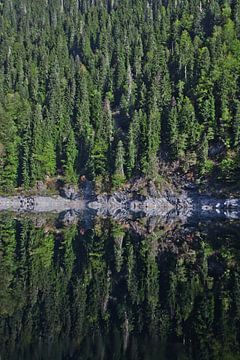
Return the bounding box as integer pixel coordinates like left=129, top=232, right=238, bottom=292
left=0, top=213, right=240, bottom=360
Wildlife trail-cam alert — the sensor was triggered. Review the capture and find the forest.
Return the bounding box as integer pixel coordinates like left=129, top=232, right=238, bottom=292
left=1, top=215, right=240, bottom=359
left=0, top=0, right=240, bottom=192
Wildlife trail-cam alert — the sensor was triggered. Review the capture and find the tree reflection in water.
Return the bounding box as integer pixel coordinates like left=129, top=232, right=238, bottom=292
left=0, top=213, right=240, bottom=360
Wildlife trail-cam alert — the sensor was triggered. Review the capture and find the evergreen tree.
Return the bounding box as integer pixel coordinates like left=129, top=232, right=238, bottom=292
left=30, top=105, right=45, bottom=184
left=167, top=100, right=179, bottom=160
left=0, top=0, right=239, bottom=190
left=0, top=106, right=19, bottom=191
left=127, top=112, right=140, bottom=177
left=233, top=101, right=240, bottom=148
left=112, top=140, right=126, bottom=188
left=62, top=128, right=78, bottom=183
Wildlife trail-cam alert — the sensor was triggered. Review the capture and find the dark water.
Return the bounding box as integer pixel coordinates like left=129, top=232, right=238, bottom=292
left=0, top=213, right=240, bottom=360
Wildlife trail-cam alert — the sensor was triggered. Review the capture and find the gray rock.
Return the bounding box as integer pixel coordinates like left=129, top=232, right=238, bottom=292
left=35, top=181, right=47, bottom=192
left=148, top=181, right=159, bottom=197
left=184, top=182, right=198, bottom=191
left=59, top=210, right=79, bottom=226
left=0, top=196, right=86, bottom=213
left=87, top=189, right=175, bottom=219
left=60, top=184, right=80, bottom=200
left=208, top=140, right=226, bottom=158
left=81, top=179, right=95, bottom=200
left=224, top=199, right=240, bottom=208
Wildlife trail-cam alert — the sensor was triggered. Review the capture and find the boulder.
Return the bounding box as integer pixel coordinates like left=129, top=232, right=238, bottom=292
left=60, top=184, right=80, bottom=200
left=148, top=181, right=159, bottom=197
left=35, top=181, right=47, bottom=192
left=208, top=140, right=226, bottom=158
left=224, top=199, right=240, bottom=208
left=184, top=182, right=198, bottom=191
left=59, top=210, right=79, bottom=226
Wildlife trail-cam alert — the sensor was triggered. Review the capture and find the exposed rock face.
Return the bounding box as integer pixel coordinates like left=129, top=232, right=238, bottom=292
left=224, top=199, right=240, bottom=208
left=193, top=196, right=240, bottom=211
left=0, top=196, right=86, bottom=213
left=60, top=184, right=80, bottom=200
left=0, top=183, right=240, bottom=221
left=58, top=210, right=79, bottom=226
left=81, top=179, right=95, bottom=200
left=87, top=186, right=240, bottom=220
left=87, top=189, right=191, bottom=218
left=208, top=140, right=226, bottom=158
left=35, top=181, right=47, bottom=192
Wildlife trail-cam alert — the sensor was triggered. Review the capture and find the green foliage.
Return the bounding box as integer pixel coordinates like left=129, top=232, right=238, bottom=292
left=62, top=128, right=78, bottom=183
left=198, top=134, right=209, bottom=175
left=233, top=101, right=240, bottom=148
left=219, top=153, right=239, bottom=182
left=42, top=141, right=56, bottom=177
left=0, top=105, right=19, bottom=191
left=0, top=214, right=240, bottom=360
left=1, top=216, right=240, bottom=358
left=0, top=0, right=239, bottom=190
left=112, top=140, right=126, bottom=188
left=203, top=159, right=215, bottom=176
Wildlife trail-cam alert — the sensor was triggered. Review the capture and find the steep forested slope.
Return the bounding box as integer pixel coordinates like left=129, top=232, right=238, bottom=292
left=0, top=0, right=239, bottom=192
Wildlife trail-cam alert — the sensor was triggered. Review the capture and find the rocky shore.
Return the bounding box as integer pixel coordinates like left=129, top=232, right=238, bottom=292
left=0, top=186, right=240, bottom=221
left=87, top=190, right=240, bottom=220
left=0, top=195, right=86, bottom=213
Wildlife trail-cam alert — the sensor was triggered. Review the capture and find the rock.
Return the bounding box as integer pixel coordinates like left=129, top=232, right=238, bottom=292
left=184, top=182, right=198, bottom=191
left=224, top=210, right=240, bottom=220
left=129, top=200, right=142, bottom=212
left=34, top=217, right=47, bottom=228
left=0, top=196, right=86, bottom=213
left=87, top=189, right=175, bottom=219
left=224, top=199, right=240, bottom=208
left=60, top=184, right=80, bottom=200
left=18, top=196, right=35, bottom=211
left=208, top=255, right=225, bottom=277
left=80, top=179, right=95, bottom=200
left=148, top=181, right=159, bottom=197
left=58, top=210, right=79, bottom=226
left=35, top=181, right=47, bottom=192
left=202, top=205, right=213, bottom=211
left=208, top=140, right=226, bottom=158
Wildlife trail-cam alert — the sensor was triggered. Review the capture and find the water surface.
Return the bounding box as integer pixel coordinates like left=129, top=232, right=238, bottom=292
left=0, top=213, right=240, bottom=359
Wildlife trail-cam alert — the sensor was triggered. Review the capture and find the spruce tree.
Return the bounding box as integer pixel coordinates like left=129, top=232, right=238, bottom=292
left=112, top=140, right=126, bottom=188
left=0, top=106, right=19, bottom=191
left=62, top=128, right=78, bottom=183
left=0, top=0, right=239, bottom=190
left=233, top=101, right=240, bottom=148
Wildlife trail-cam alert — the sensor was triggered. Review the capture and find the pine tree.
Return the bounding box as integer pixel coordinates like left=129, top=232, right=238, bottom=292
left=112, top=140, right=126, bottom=188
left=30, top=105, right=45, bottom=184
left=145, top=105, right=161, bottom=177
left=0, top=106, right=19, bottom=191
left=179, top=97, right=198, bottom=152
left=127, top=110, right=142, bottom=177
left=167, top=100, right=179, bottom=160
left=42, top=140, right=56, bottom=177
left=0, top=0, right=239, bottom=190
left=21, top=121, right=31, bottom=189
left=233, top=101, right=240, bottom=148
left=62, top=128, right=78, bottom=183
left=198, top=133, right=209, bottom=174
left=74, top=65, right=94, bottom=174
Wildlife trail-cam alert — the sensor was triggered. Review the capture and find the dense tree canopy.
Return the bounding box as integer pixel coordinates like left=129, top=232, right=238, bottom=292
left=0, top=0, right=240, bottom=190
left=1, top=216, right=240, bottom=359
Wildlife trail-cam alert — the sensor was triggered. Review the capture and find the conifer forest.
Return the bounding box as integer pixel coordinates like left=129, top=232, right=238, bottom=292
left=2, top=2, right=240, bottom=360
left=0, top=0, right=240, bottom=191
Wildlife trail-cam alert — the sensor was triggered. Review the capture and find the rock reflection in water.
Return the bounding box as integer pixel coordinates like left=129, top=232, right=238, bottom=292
left=0, top=213, right=240, bottom=360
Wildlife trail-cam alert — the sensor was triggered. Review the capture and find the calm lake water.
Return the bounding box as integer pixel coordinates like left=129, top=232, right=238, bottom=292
left=0, top=212, right=240, bottom=360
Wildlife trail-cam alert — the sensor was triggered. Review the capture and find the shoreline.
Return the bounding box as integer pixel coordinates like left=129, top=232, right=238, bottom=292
left=0, top=191, right=240, bottom=220
left=0, top=195, right=86, bottom=213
